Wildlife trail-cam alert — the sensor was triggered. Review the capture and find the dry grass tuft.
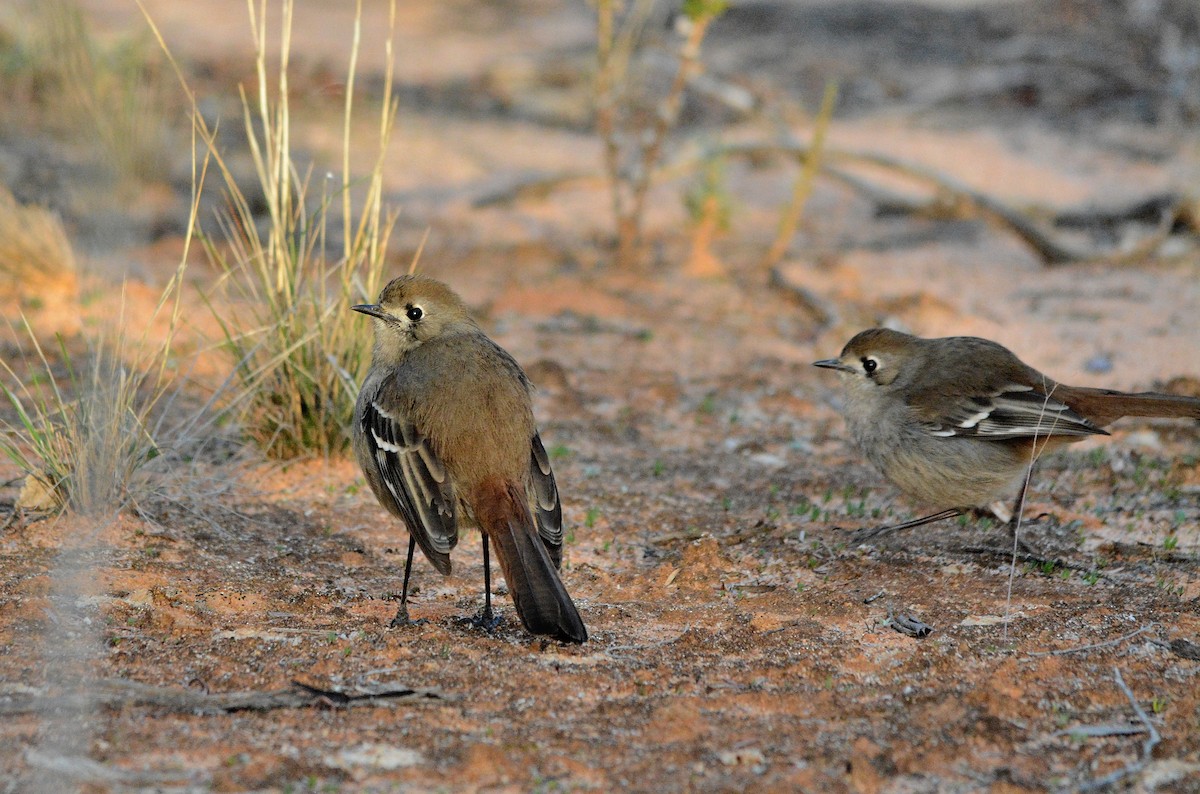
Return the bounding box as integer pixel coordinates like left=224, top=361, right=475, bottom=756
left=0, top=184, right=77, bottom=305
left=0, top=273, right=184, bottom=517
left=174, top=0, right=398, bottom=459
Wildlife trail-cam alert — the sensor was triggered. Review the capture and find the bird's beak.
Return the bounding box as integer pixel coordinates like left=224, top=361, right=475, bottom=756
left=351, top=303, right=387, bottom=319
left=813, top=358, right=856, bottom=373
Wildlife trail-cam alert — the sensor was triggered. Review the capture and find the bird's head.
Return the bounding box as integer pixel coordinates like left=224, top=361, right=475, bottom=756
left=352, top=275, right=477, bottom=356
left=813, top=328, right=918, bottom=390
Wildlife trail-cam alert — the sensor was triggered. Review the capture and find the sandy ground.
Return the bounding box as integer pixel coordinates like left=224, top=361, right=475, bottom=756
left=1, top=0, right=1199, bottom=791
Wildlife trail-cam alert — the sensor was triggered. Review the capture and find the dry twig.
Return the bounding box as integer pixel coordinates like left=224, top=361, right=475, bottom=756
left=0, top=677, right=449, bottom=716
left=1027, top=624, right=1155, bottom=658
left=1077, top=668, right=1161, bottom=792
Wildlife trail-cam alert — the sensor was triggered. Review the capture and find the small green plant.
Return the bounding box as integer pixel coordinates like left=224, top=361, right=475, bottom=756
left=1151, top=696, right=1166, bottom=715
left=584, top=507, right=600, bottom=529
left=1082, top=571, right=1099, bottom=586
left=1164, top=534, right=1179, bottom=551
left=683, top=154, right=733, bottom=277
left=684, top=155, right=733, bottom=230
left=652, top=460, right=665, bottom=477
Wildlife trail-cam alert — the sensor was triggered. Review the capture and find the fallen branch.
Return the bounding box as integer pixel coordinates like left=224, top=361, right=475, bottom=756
left=704, top=141, right=1187, bottom=266
left=471, top=171, right=600, bottom=208
left=460, top=139, right=1189, bottom=269
left=0, top=677, right=450, bottom=716
left=766, top=265, right=839, bottom=334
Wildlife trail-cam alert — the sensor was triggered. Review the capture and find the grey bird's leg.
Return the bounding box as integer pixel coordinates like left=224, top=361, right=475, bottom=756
left=852, top=508, right=965, bottom=544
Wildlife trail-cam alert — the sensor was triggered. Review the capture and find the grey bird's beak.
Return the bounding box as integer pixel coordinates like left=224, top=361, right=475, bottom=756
left=352, top=303, right=387, bottom=319
left=813, top=358, right=856, bottom=373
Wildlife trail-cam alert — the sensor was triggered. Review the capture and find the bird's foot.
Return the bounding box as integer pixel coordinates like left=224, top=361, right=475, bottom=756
left=1002, top=512, right=1057, bottom=560
left=456, top=609, right=502, bottom=633
left=388, top=604, right=427, bottom=629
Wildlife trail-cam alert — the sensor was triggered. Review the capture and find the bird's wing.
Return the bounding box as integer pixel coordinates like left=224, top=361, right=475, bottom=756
left=914, top=383, right=1107, bottom=440
left=361, top=382, right=458, bottom=573
left=529, top=433, right=563, bottom=569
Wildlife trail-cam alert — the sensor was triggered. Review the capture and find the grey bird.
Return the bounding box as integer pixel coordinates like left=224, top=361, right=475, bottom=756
left=815, top=328, right=1200, bottom=541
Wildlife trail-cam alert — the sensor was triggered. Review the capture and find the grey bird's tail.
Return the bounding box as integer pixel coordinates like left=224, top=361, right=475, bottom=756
left=476, top=479, right=588, bottom=643
left=1063, top=386, right=1200, bottom=427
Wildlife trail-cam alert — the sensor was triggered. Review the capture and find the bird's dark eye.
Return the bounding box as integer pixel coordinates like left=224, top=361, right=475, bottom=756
left=861, top=357, right=877, bottom=374
left=405, top=305, right=423, bottom=322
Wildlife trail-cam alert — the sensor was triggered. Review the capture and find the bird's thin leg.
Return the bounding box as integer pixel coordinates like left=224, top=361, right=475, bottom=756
left=476, top=534, right=500, bottom=631
left=389, top=536, right=425, bottom=627
left=453, top=535, right=501, bottom=632
left=1004, top=475, right=1045, bottom=558
left=852, top=508, right=965, bottom=543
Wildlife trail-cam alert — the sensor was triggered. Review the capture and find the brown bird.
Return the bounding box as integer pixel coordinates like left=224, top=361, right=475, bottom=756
left=352, top=275, right=587, bottom=643
left=814, top=328, right=1200, bottom=540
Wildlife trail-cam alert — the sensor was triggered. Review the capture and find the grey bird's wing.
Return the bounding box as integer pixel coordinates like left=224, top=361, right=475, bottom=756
left=360, top=381, right=458, bottom=575
left=529, top=433, right=563, bottom=569
left=912, top=383, right=1107, bottom=441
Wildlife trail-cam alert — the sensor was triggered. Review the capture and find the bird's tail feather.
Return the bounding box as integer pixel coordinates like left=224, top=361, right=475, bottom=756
left=1065, top=387, right=1200, bottom=426
left=476, top=479, right=587, bottom=643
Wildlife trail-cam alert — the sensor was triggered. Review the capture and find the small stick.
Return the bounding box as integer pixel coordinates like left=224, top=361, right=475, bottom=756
left=1026, top=624, right=1154, bottom=657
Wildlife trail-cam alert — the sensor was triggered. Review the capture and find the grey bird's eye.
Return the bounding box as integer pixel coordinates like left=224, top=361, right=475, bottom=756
left=862, top=357, right=878, bottom=374
left=405, top=305, right=423, bottom=322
